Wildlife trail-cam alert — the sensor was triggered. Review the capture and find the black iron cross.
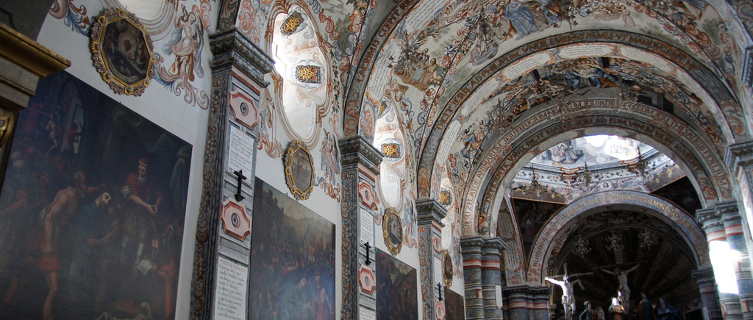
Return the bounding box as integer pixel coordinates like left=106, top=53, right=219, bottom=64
left=363, top=241, right=372, bottom=265
left=437, top=282, right=444, bottom=301
left=233, top=170, right=247, bottom=202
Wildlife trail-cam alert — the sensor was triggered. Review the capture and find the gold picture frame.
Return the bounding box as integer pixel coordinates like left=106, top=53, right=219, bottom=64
left=382, top=208, right=403, bottom=255
left=90, top=8, right=156, bottom=96
left=283, top=140, right=315, bottom=200
left=442, top=249, right=453, bottom=287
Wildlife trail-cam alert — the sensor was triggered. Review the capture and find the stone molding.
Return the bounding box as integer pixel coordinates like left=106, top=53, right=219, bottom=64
left=209, top=27, right=274, bottom=87
left=340, top=136, right=383, bottom=174
left=416, top=199, right=447, bottom=227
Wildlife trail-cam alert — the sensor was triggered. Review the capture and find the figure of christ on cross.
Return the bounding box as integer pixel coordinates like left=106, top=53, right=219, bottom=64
left=545, top=263, right=594, bottom=320
left=599, top=263, right=640, bottom=314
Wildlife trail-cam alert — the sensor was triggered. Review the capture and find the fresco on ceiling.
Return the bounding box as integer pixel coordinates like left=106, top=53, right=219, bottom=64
left=0, top=72, right=191, bottom=320
left=376, top=249, right=418, bottom=320
left=650, top=177, right=702, bottom=214
left=248, top=179, right=336, bottom=320
left=446, top=53, right=727, bottom=193
left=512, top=199, right=564, bottom=259
left=363, top=0, right=740, bottom=154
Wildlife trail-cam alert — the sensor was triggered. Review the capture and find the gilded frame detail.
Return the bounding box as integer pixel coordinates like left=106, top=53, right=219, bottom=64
left=283, top=140, right=315, bottom=200
left=382, top=207, right=403, bottom=255
left=90, top=8, right=156, bottom=96
left=442, top=249, right=453, bottom=287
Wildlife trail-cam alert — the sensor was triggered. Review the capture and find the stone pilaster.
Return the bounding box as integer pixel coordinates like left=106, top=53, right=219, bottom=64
left=462, top=236, right=486, bottom=320
left=693, top=268, right=723, bottom=320
left=416, top=200, right=447, bottom=320
left=482, top=238, right=506, bottom=320
left=725, top=140, right=753, bottom=266
left=339, top=136, right=382, bottom=320
left=698, top=207, right=744, bottom=320
left=719, top=203, right=753, bottom=320
left=190, top=27, right=273, bottom=320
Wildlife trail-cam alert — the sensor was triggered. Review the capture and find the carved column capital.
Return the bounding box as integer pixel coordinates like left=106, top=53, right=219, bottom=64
left=339, top=136, right=383, bottom=174
left=725, top=139, right=753, bottom=174
left=461, top=236, right=486, bottom=254
left=209, top=27, right=274, bottom=87
left=416, top=199, right=447, bottom=227
left=696, top=207, right=723, bottom=231
left=483, top=237, right=507, bottom=253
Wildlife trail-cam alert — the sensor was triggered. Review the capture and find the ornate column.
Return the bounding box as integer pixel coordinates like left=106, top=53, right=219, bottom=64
left=726, top=141, right=753, bottom=265
left=693, top=268, right=724, bottom=320
left=462, top=236, right=486, bottom=320
left=339, top=136, right=382, bottom=320
left=416, top=200, right=447, bottom=320
left=189, top=27, right=274, bottom=320
left=719, top=203, right=753, bottom=320
left=502, top=286, right=551, bottom=320
left=482, top=238, right=506, bottom=319
left=698, top=207, right=744, bottom=320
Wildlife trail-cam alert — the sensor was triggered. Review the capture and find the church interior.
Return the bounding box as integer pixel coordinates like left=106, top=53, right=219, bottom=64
left=0, top=0, right=752, bottom=319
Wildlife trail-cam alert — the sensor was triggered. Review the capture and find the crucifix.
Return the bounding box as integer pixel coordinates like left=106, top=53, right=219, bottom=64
left=233, top=170, right=247, bottom=202
left=545, top=263, right=593, bottom=320
left=598, top=262, right=640, bottom=314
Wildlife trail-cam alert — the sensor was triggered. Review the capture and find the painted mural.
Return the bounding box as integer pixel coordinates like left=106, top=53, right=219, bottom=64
left=650, top=177, right=702, bottom=214
left=376, top=249, right=418, bottom=320
left=249, top=179, right=335, bottom=320
left=445, top=288, right=466, bottom=320
left=512, top=199, right=564, bottom=258
left=0, top=72, right=191, bottom=320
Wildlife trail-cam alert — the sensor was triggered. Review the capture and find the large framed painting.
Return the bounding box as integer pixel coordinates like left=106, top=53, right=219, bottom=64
left=249, top=179, right=335, bottom=320
left=90, top=8, right=156, bottom=96
left=0, top=71, right=191, bottom=320
left=376, top=249, right=417, bottom=320
left=283, top=140, right=315, bottom=200
left=445, top=288, right=466, bottom=320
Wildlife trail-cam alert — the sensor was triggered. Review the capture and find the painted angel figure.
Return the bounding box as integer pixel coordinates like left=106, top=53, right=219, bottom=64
left=163, top=5, right=205, bottom=82
left=320, top=132, right=340, bottom=183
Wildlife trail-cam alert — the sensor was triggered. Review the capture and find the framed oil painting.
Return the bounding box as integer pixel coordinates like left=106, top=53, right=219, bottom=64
left=90, top=8, right=156, bottom=96
left=249, top=179, right=335, bottom=320
left=445, top=288, right=466, bottom=320
left=376, top=249, right=417, bottom=320
left=0, top=71, right=191, bottom=320
left=283, top=140, right=315, bottom=200
left=442, top=250, right=453, bottom=287
left=382, top=208, right=403, bottom=255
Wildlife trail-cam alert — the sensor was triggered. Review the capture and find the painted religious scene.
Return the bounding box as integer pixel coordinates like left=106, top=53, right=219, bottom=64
left=103, top=19, right=151, bottom=84
left=248, top=179, right=335, bottom=320
left=445, top=288, right=466, bottom=320
left=0, top=71, right=192, bottom=320
left=376, top=249, right=418, bottom=320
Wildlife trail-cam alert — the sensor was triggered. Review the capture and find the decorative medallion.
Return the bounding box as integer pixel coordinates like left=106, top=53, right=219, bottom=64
left=439, top=188, right=452, bottom=207
left=220, top=200, right=251, bottom=241
left=280, top=11, right=304, bottom=36
left=436, top=300, right=446, bottom=320
left=295, top=65, right=323, bottom=84
left=283, top=140, right=315, bottom=200
left=442, top=250, right=453, bottom=287
left=359, top=265, right=376, bottom=295
left=90, top=8, right=156, bottom=96
left=358, top=181, right=378, bottom=210
left=382, top=208, right=403, bottom=255
left=381, top=142, right=402, bottom=159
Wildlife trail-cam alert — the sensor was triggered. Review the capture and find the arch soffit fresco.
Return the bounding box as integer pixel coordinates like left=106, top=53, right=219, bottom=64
left=426, top=43, right=736, bottom=203
left=463, top=104, right=731, bottom=237
left=418, top=31, right=743, bottom=200
left=344, top=0, right=745, bottom=146
left=524, top=190, right=709, bottom=286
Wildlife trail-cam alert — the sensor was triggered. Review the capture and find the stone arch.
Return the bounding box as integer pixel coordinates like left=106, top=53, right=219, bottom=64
left=524, top=190, right=709, bottom=285
left=416, top=31, right=742, bottom=199
left=458, top=101, right=733, bottom=239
